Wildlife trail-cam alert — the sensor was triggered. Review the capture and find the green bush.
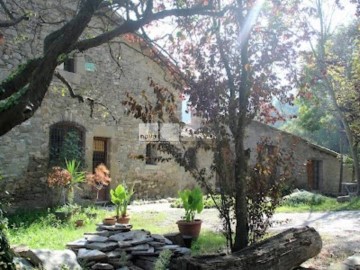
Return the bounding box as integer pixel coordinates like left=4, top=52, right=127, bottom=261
left=171, top=195, right=221, bottom=209
left=281, top=190, right=328, bottom=206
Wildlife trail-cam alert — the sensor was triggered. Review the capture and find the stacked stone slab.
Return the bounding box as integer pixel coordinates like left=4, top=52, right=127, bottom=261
left=66, top=224, right=191, bottom=270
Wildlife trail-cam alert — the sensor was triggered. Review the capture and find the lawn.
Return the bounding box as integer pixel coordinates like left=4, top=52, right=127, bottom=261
left=276, top=191, right=360, bottom=213
left=5, top=192, right=360, bottom=252
left=6, top=206, right=227, bottom=253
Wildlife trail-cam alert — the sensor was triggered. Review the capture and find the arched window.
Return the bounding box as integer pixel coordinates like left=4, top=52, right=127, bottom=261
left=49, top=122, right=85, bottom=167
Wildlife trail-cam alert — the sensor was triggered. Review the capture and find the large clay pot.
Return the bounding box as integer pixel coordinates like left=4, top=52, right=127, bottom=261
left=176, top=219, right=202, bottom=239
left=116, top=215, right=130, bottom=224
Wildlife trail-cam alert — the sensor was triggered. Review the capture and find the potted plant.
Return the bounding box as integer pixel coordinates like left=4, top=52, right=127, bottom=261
left=110, top=183, right=134, bottom=224
left=176, top=187, right=204, bottom=239
left=54, top=204, right=74, bottom=221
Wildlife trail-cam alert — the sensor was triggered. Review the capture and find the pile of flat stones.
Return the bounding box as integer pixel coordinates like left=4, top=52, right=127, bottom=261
left=66, top=223, right=191, bottom=270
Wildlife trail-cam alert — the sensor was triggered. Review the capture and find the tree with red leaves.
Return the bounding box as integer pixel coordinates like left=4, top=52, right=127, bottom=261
left=166, top=0, right=304, bottom=251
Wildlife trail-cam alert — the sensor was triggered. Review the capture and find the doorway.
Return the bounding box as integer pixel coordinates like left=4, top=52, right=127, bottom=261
left=306, top=160, right=323, bottom=190
left=93, top=137, right=109, bottom=201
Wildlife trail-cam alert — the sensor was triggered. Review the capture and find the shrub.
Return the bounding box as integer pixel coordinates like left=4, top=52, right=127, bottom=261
left=171, top=195, right=221, bottom=209
left=282, top=190, right=327, bottom=206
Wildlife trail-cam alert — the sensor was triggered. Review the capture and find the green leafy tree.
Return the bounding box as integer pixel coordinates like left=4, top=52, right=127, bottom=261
left=298, top=0, right=359, bottom=190
left=0, top=173, right=15, bottom=270
left=58, top=131, right=85, bottom=169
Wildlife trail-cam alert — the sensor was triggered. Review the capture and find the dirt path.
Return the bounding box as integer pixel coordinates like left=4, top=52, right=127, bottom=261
left=128, top=202, right=360, bottom=269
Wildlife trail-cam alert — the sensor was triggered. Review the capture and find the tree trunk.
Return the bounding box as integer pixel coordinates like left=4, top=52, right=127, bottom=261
left=233, top=126, right=249, bottom=251
left=171, top=227, right=322, bottom=270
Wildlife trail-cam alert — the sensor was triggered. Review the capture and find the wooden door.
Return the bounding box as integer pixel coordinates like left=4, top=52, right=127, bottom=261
left=307, top=160, right=322, bottom=190
left=92, top=137, right=109, bottom=201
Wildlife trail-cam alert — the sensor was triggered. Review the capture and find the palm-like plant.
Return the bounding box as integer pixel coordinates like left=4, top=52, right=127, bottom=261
left=110, top=184, right=134, bottom=218
left=65, top=159, right=85, bottom=204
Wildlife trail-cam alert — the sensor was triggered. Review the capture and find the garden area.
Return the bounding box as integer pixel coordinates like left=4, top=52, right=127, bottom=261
left=2, top=189, right=360, bottom=269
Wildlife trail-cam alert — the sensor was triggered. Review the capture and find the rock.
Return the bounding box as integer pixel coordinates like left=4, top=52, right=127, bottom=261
left=157, top=245, right=180, bottom=251
left=164, top=233, right=183, bottom=245
left=13, top=257, right=35, bottom=270
left=12, top=246, right=43, bottom=267
left=148, top=241, right=165, bottom=248
left=86, top=242, right=119, bottom=252
left=128, top=264, right=148, bottom=270
left=151, top=234, right=166, bottom=243
left=174, top=247, right=191, bottom=255
left=115, top=224, right=133, bottom=230
left=91, top=263, right=114, bottom=270
left=86, top=235, right=109, bottom=243
left=343, top=254, right=360, bottom=269
left=108, top=257, right=129, bottom=268
left=107, top=250, right=124, bottom=259
left=32, top=249, right=81, bottom=270
left=134, top=257, right=156, bottom=270
left=66, top=238, right=88, bottom=249
left=86, top=231, right=111, bottom=237
left=97, top=224, right=132, bottom=232
left=125, top=244, right=150, bottom=251
left=337, top=195, right=351, bottom=203
left=77, top=248, right=107, bottom=261
left=328, top=263, right=347, bottom=270
left=131, top=247, right=155, bottom=256
left=109, top=234, right=129, bottom=242
left=130, top=237, right=153, bottom=246
left=109, top=230, right=149, bottom=242
left=118, top=241, right=132, bottom=248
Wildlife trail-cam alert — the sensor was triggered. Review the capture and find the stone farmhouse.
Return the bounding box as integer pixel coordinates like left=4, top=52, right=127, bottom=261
left=0, top=0, right=352, bottom=210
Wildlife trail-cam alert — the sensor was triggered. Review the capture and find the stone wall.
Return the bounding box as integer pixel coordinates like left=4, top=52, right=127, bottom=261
left=0, top=0, right=195, bottom=209
left=245, top=121, right=350, bottom=195
left=0, top=0, right=351, bottom=209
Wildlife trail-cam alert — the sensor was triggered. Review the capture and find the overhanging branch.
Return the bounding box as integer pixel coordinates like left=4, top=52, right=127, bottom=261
left=54, top=71, right=119, bottom=123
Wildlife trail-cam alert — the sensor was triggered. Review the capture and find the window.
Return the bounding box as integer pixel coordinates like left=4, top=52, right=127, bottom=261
left=146, top=143, right=158, bottom=165
left=49, top=122, right=85, bottom=167
left=63, top=58, right=75, bottom=73
left=85, top=56, right=96, bottom=72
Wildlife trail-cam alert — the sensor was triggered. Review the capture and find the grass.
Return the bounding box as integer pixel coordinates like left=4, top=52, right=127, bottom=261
left=277, top=191, right=360, bottom=213
left=191, top=231, right=227, bottom=255
left=5, top=192, right=360, bottom=252
left=7, top=208, right=103, bottom=249
left=6, top=206, right=222, bottom=253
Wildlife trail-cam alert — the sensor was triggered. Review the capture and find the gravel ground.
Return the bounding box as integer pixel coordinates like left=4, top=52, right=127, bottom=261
left=128, top=202, right=360, bottom=269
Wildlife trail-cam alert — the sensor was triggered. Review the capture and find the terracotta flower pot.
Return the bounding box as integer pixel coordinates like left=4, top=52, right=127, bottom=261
left=176, top=219, right=202, bottom=239
left=75, top=219, right=84, bottom=227
left=103, top=217, right=116, bottom=225
left=116, top=215, right=130, bottom=224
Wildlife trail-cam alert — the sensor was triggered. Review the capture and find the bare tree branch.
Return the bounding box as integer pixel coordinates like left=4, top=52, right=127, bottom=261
left=54, top=70, right=119, bottom=122
left=0, top=15, right=28, bottom=28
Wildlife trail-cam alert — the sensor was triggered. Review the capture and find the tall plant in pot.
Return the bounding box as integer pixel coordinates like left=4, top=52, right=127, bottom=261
left=176, top=187, right=204, bottom=239
left=110, top=183, right=134, bottom=224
